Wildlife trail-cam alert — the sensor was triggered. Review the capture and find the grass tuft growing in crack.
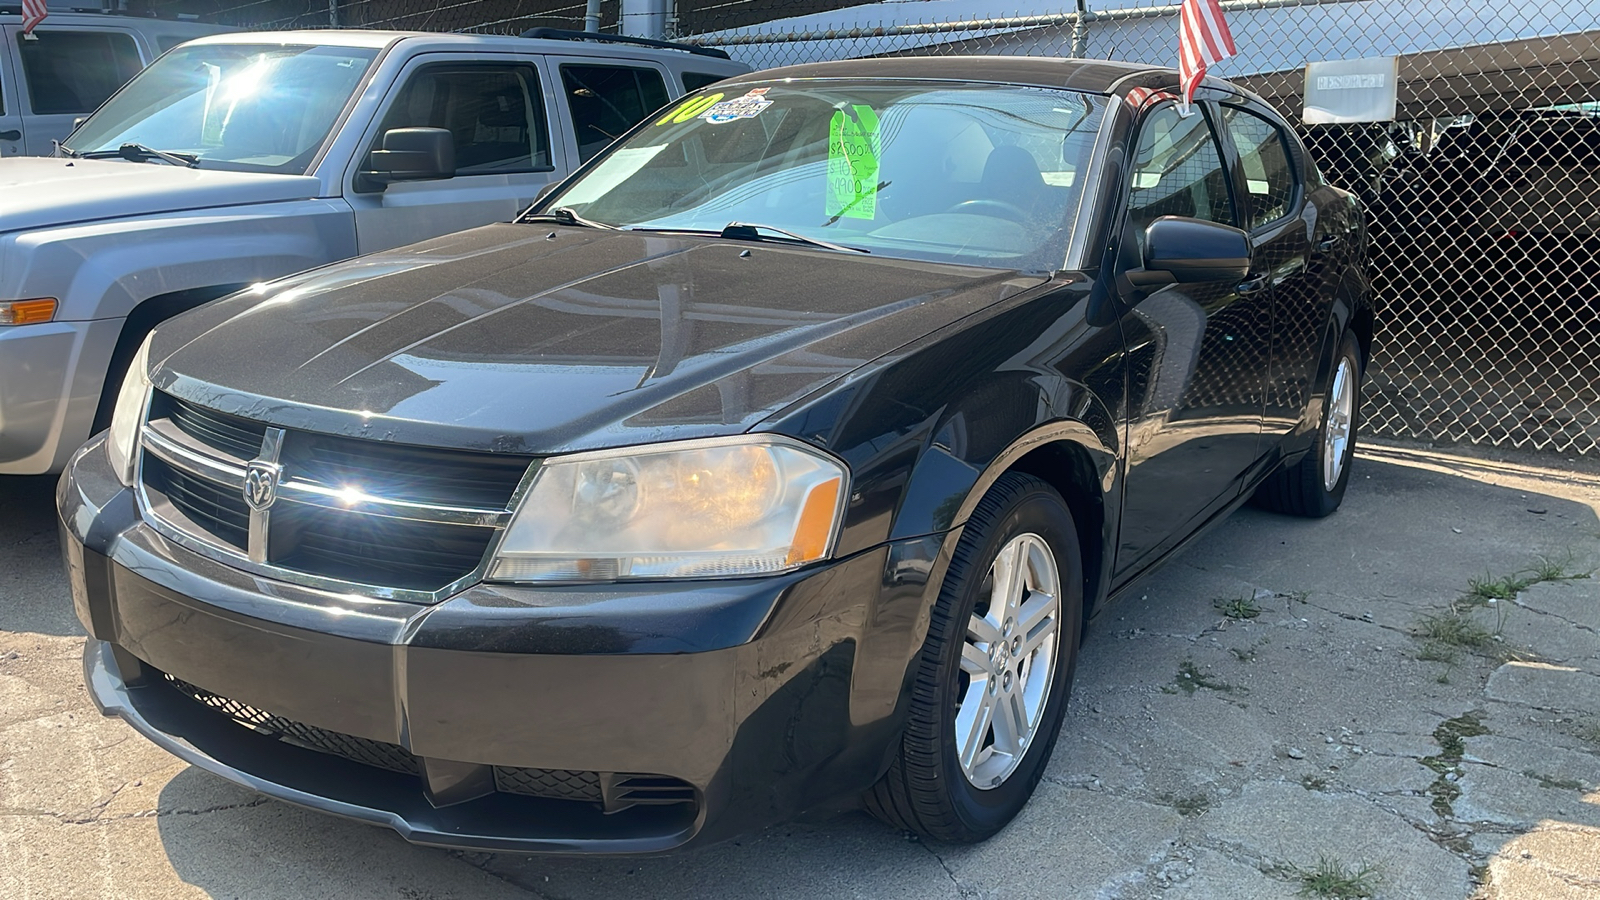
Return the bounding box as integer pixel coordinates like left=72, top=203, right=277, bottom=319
left=1300, top=774, right=1329, bottom=791
left=1459, top=555, right=1592, bottom=610
left=1291, top=856, right=1382, bottom=899
left=1416, top=613, right=1494, bottom=649
left=1214, top=596, right=1261, bottom=619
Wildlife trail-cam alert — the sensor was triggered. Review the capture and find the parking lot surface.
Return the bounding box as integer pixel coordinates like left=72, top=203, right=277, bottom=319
left=2, top=440, right=1598, bottom=899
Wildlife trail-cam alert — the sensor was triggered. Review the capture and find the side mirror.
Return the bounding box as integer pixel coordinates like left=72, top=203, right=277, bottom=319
left=1127, top=216, right=1251, bottom=286
left=358, top=127, right=455, bottom=192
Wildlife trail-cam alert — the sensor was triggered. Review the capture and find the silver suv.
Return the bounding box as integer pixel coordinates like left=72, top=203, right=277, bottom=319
left=0, top=8, right=229, bottom=156
left=0, top=28, right=748, bottom=474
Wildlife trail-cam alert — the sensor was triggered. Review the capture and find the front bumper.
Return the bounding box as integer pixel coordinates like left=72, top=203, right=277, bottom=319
left=60, top=435, right=947, bottom=854
left=0, top=317, right=122, bottom=475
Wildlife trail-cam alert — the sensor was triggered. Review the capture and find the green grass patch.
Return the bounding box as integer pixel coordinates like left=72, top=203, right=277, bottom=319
left=1164, top=660, right=1238, bottom=695
left=1214, top=595, right=1262, bottom=619
left=1292, top=856, right=1382, bottom=899
left=1160, top=792, right=1210, bottom=816
left=1419, top=712, right=1488, bottom=817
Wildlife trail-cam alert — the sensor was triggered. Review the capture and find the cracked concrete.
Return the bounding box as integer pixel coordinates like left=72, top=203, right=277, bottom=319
left=2, top=440, right=1598, bottom=899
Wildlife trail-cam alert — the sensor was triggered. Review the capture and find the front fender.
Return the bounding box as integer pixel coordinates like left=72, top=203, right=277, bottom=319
left=1, top=199, right=356, bottom=322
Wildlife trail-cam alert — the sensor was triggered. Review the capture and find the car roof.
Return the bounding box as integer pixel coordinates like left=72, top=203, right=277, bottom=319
left=715, top=56, right=1172, bottom=94
left=181, top=29, right=746, bottom=66
left=0, top=10, right=227, bottom=32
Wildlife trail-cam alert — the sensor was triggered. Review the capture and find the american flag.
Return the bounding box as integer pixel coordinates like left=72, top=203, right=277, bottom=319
left=21, top=0, right=48, bottom=34
left=1177, top=0, right=1236, bottom=113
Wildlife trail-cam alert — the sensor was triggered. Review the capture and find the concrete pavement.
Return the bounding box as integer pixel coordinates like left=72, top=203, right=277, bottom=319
left=2, top=440, right=1597, bottom=899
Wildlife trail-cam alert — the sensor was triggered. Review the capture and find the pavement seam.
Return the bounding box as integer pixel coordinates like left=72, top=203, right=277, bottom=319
left=0, top=796, right=272, bottom=824
left=917, top=840, right=971, bottom=898
left=1508, top=594, right=1600, bottom=637
left=448, top=851, right=563, bottom=900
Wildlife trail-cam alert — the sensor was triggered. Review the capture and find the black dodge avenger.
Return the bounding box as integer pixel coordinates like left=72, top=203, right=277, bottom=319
left=58, top=57, right=1370, bottom=853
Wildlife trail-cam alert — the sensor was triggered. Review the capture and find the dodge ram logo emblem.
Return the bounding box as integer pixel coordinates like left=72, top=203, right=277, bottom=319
left=243, top=460, right=283, bottom=512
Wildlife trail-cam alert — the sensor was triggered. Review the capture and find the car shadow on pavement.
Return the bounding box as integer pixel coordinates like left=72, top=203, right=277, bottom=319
left=134, top=445, right=1600, bottom=900
left=0, top=474, right=82, bottom=637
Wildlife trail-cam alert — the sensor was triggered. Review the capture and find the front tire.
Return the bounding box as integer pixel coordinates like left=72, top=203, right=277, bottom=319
left=1253, top=330, right=1363, bottom=518
left=866, top=472, right=1083, bottom=843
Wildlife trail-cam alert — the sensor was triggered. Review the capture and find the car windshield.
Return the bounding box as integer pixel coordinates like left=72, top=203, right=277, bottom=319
left=544, top=81, right=1107, bottom=269
left=63, top=44, right=378, bottom=175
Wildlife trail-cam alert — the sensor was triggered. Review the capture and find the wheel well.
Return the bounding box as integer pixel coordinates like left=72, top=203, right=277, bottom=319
left=92, top=284, right=250, bottom=432
left=1007, top=440, right=1106, bottom=642
left=1350, top=301, right=1375, bottom=370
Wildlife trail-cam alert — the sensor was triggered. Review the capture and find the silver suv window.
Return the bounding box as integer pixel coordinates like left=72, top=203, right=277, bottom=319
left=376, top=63, right=553, bottom=174
left=17, top=30, right=142, bottom=115
left=561, top=63, right=669, bottom=162
left=63, top=43, right=378, bottom=174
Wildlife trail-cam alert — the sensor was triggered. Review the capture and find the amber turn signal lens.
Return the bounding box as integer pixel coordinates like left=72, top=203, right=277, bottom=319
left=787, top=476, right=842, bottom=566
left=0, top=298, right=58, bottom=326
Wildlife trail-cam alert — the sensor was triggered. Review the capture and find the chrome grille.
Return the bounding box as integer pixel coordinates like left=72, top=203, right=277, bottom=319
left=142, top=454, right=251, bottom=549
left=137, top=390, right=535, bottom=600
left=155, top=393, right=269, bottom=460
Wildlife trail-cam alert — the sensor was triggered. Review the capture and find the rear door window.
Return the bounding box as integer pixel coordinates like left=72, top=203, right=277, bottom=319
left=560, top=63, right=669, bottom=162
left=17, top=30, right=142, bottom=115
left=376, top=63, right=553, bottom=174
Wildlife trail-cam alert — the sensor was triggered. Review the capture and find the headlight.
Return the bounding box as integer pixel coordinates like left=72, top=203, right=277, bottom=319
left=488, top=435, right=848, bottom=583
left=104, top=335, right=153, bottom=487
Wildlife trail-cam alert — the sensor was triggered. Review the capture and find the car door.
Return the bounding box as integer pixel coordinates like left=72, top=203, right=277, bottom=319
left=1113, top=100, right=1271, bottom=579
left=1217, top=104, right=1320, bottom=441
left=348, top=55, right=568, bottom=255
left=0, top=38, right=22, bottom=156
left=551, top=57, right=673, bottom=165
left=6, top=25, right=144, bottom=155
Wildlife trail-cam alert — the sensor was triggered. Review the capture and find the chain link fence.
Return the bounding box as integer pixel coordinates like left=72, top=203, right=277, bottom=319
left=673, top=0, right=1600, bottom=456
left=199, top=0, right=1600, bottom=456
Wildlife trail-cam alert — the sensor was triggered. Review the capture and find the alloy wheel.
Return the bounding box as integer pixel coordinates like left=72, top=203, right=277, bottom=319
left=1323, top=355, right=1356, bottom=491
left=955, top=532, right=1061, bottom=789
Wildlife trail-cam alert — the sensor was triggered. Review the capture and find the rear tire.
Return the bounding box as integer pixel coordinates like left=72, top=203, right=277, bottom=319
left=865, top=472, right=1083, bottom=843
left=1253, top=330, right=1362, bottom=518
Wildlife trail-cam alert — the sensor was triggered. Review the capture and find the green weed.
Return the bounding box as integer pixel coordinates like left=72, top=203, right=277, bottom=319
left=1292, top=856, right=1382, bottom=899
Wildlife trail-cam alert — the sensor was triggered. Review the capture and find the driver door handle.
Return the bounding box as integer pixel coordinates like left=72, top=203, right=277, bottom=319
left=1237, top=275, right=1270, bottom=295
left=0, top=129, right=20, bottom=141
left=1316, top=235, right=1341, bottom=252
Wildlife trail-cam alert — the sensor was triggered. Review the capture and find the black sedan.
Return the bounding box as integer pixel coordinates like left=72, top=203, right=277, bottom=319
left=58, top=57, right=1370, bottom=853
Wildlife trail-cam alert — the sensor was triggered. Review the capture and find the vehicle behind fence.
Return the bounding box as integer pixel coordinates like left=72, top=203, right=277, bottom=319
left=208, top=0, right=1600, bottom=457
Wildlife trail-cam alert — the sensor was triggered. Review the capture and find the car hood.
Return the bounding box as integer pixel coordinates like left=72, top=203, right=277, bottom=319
left=151, top=223, right=1044, bottom=454
left=0, top=157, right=319, bottom=234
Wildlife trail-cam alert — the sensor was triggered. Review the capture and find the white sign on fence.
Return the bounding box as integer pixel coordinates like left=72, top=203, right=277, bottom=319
left=1303, top=56, right=1399, bottom=123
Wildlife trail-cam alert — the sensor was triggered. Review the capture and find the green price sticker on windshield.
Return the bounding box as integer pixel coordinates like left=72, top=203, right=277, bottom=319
left=826, top=105, right=880, bottom=220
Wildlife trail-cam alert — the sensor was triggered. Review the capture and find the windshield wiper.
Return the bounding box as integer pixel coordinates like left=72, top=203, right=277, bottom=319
left=78, top=143, right=199, bottom=168
left=722, top=222, right=869, bottom=253
left=631, top=222, right=868, bottom=254
left=519, top=206, right=618, bottom=230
